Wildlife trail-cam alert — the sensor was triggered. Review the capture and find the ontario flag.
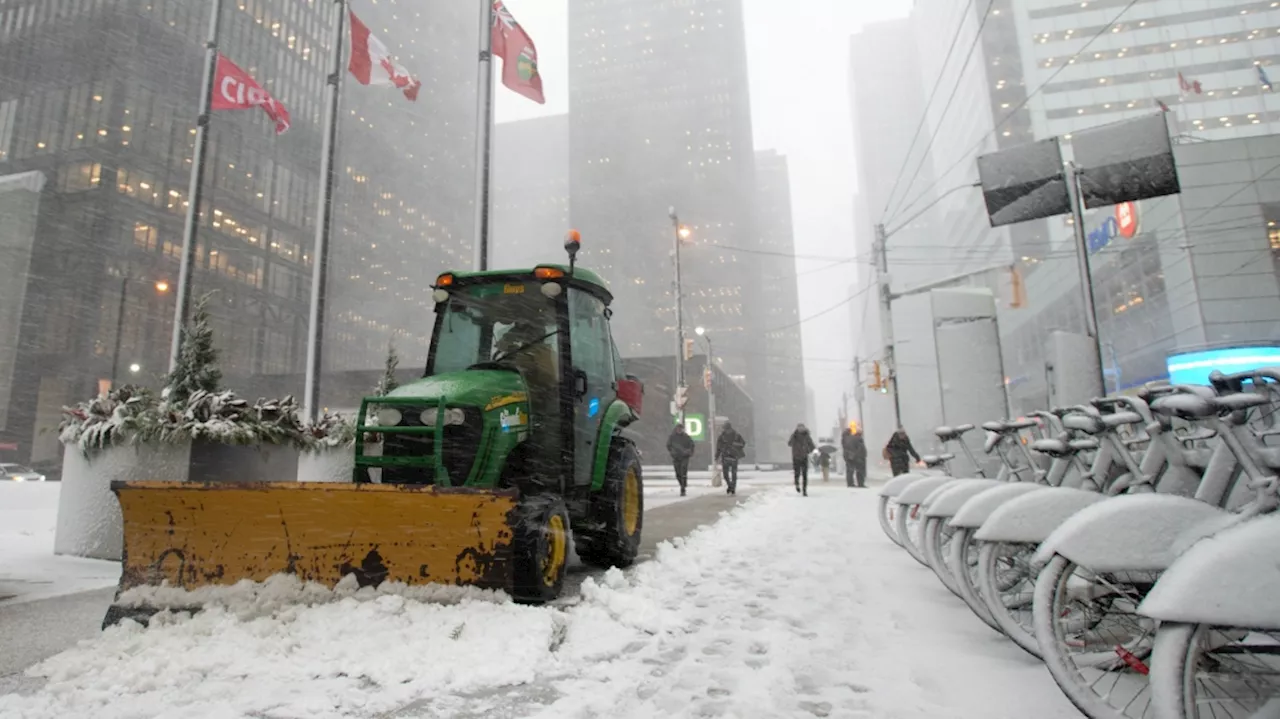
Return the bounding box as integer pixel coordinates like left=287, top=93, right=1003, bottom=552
left=492, top=0, right=545, bottom=104
left=348, top=10, right=421, bottom=101
left=211, top=54, right=291, bottom=134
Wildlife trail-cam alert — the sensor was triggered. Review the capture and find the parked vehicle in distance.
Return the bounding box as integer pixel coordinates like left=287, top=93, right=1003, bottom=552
left=1, top=463, right=46, bottom=482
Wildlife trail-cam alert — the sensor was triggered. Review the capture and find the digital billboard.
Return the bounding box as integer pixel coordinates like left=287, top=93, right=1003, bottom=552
left=1166, top=346, right=1280, bottom=386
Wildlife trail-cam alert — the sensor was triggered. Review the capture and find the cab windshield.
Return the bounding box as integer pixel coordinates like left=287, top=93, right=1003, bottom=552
left=429, top=281, right=560, bottom=375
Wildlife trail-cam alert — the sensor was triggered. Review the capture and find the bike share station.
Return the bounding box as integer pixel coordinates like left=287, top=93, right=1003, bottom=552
left=871, top=112, right=1280, bottom=719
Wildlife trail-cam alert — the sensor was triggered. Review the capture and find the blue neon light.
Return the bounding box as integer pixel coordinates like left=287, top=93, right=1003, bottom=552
left=588, top=397, right=600, bottom=417
left=1166, top=346, right=1280, bottom=386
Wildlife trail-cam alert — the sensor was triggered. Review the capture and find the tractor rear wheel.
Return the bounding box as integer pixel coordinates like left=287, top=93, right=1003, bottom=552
left=580, top=441, right=643, bottom=569
left=511, top=495, right=570, bottom=604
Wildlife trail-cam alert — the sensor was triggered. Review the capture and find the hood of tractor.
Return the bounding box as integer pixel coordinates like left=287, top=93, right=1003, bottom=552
left=384, top=369, right=529, bottom=411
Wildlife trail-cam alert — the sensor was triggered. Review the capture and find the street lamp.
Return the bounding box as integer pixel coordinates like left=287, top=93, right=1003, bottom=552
left=110, top=276, right=170, bottom=389
left=668, top=206, right=691, bottom=425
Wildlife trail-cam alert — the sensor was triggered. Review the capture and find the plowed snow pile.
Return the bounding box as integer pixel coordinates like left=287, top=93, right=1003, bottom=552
left=0, top=488, right=1076, bottom=719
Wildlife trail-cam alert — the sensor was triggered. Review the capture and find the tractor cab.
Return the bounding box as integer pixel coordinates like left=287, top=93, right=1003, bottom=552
left=355, top=235, right=643, bottom=503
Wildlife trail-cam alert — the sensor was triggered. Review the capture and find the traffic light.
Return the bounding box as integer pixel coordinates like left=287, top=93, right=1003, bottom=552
left=870, top=361, right=882, bottom=391
left=683, top=338, right=695, bottom=361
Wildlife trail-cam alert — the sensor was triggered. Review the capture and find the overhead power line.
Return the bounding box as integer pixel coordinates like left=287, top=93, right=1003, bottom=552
left=886, top=0, right=1141, bottom=226
left=883, top=0, right=996, bottom=222
left=878, top=0, right=978, bottom=221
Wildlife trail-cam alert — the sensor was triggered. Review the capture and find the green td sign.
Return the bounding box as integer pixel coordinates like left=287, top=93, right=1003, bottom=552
left=676, top=413, right=707, bottom=441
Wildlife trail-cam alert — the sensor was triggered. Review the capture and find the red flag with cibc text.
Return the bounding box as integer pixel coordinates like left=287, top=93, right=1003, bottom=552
left=211, top=53, right=291, bottom=134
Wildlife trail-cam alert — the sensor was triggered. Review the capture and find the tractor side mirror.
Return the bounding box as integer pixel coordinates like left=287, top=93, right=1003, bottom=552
left=573, top=368, right=588, bottom=398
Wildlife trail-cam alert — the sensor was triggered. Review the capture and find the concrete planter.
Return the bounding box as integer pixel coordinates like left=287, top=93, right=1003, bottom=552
left=297, top=446, right=355, bottom=483
left=188, top=441, right=299, bottom=483
left=54, top=441, right=191, bottom=561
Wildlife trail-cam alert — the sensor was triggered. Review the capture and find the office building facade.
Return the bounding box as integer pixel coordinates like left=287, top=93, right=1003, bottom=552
left=491, top=115, right=570, bottom=269
left=0, top=0, right=476, bottom=467
left=567, top=0, right=764, bottom=402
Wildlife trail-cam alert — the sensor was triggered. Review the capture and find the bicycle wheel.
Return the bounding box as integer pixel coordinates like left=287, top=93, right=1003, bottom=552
left=977, top=540, right=1043, bottom=659
left=1150, top=622, right=1280, bottom=719
left=878, top=494, right=901, bottom=546
left=1034, top=553, right=1161, bottom=719
left=948, top=527, right=1001, bottom=632
left=894, top=500, right=929, bottom=567
left=923, top=516, right=962, bottom=598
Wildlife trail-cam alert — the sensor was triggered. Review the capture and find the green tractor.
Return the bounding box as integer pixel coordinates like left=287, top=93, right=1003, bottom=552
left=352, top=234, right=646, bottom=602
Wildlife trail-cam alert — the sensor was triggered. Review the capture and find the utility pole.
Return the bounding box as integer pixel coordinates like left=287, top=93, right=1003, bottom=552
left=873, top=223, right=903, bottom=428
left=1065, top=161, right=1108, bottom=397
left=669, top=206, right=689, bottom=425
left=853, top=355, right=864, bottom=426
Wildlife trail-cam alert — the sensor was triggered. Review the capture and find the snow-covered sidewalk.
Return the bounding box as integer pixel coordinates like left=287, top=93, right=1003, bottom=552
left=0, top=486, right=1077, bottom=719
left=0, top=483, right=120, bottom=606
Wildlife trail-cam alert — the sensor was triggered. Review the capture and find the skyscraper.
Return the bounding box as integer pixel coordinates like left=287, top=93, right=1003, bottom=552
left=753, top=150, right=805, bottom=460
left=567, top=0, right=763, bottom=393
left=0, top=0, right=476, bottom=467
left=491, top=115, right=570, bottom=269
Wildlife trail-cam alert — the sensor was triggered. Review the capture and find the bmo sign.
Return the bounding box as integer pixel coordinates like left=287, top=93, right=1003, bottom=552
left=1087, top=201, right=1139, bottom=254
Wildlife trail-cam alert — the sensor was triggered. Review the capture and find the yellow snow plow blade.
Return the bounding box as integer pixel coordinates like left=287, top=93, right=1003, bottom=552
left=105, top=481, right=518, bottom=624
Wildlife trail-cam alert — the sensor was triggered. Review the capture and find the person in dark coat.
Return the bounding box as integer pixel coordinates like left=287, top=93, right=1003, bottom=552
left=884, top=426, right=921, bottom=477
left=714, top=421, right=746, bottom=495
left=787, top=424, right=816, bottom=496
left=842, top=426, right=867, bottom=488
left=667, top=423, right=695, bottom=496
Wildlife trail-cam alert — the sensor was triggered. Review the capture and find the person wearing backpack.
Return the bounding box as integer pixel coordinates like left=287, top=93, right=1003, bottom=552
left=715, top=421, right=747, bottom=495
left=666, top=423, right=695, bottom=496
left=787, top=424, right=816, bottom=497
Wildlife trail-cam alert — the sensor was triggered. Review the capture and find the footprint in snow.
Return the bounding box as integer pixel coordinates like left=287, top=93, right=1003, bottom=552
left=798, top=700, right=833, bottom=717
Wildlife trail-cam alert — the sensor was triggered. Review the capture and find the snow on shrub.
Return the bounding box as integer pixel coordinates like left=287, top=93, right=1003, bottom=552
left=58, top=385, right=158, bottom=453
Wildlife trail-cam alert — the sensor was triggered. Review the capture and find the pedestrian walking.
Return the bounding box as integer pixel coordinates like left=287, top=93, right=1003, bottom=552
left=667, top=423, right=695, bottom=496
left=787, top=423, right=816, bottom=497
left=714, top=421, right=747, bottom=495
left=884, top=426, right=922, bottom=477
left=818, top=449, right=831, bottom=482
left=842, top=425, right=867, bottom=488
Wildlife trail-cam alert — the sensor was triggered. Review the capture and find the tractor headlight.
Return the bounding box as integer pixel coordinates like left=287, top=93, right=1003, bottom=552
left=374, top=407, right=403, bottom=426
left=420, top=407, right=466, bottom=427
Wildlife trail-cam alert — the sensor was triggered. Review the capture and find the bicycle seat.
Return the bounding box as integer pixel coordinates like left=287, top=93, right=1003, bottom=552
left=1030, top=438, right=1071, bottom=457
left=934, top=424, right=974, bottom=442
left=1005, top=418, right=1039, bottom=431
left=981, top=420, right=1005, bottom=433
left=1063, top=413, right=1106, bottom=434
left=1100, top=410, right=1143, bottom=428
left=1069, top=438, right=1100, bottom=451
left=1215, top=393, right=1272, bottom=413
left=1151, top=393, right=1216, bottom=420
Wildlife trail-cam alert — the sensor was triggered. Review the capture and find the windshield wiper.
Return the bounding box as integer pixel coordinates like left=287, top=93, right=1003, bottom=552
left=493, top=330, right=558, bottom=363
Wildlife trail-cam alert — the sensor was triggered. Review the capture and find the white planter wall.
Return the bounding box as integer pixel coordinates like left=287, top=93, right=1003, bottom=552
left=297, top=448, right=354, bottom=483
left=54, top=441, right=191, bottom=561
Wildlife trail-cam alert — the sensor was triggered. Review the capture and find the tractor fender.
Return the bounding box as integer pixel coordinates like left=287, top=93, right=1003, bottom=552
left=950, top=483, right=1045, bottom=529
left=973, top=487, right=1106, bottom=545
left=1139, top=514, right=1280, bottom=629
left=896, top=476, right=959, bottom=506
left=1033, top=493, right=1231, bottom=572
left=591, top=400, right=637, bottom=491
left=878, top=473, right=932, bottom=499
left=922, top=479, right=1005, bottom=518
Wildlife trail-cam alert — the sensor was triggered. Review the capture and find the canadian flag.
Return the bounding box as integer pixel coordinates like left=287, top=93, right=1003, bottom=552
left=348, top=10, right=421, bottom=101
left=211, top=54, right=291, bottom=134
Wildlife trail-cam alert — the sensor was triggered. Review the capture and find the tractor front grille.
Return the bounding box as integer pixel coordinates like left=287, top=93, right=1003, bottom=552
left=380, top=406, right=484, bottom=486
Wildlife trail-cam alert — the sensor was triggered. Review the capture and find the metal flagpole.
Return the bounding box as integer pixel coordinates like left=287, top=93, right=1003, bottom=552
left=471, top=0, right=496, bottom=271
left=303, top=0, right=348, bottom=423
left=168, top=0, right=224, bottom=373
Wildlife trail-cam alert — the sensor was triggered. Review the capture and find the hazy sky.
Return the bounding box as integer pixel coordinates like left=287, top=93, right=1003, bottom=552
left=495, top=0, right=914, bottom=429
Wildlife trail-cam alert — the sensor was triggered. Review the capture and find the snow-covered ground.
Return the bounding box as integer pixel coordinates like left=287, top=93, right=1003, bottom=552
left=0, top=483, right=120, bottom=606
left=0, top=486, right=1078, bottom=719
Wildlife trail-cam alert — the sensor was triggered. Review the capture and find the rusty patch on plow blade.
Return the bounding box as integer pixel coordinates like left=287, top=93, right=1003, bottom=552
left=105, top=481, right=519, bottom=622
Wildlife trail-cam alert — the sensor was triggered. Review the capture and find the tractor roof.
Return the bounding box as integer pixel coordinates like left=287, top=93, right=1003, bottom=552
left=444, top=265, right=613, bottom=303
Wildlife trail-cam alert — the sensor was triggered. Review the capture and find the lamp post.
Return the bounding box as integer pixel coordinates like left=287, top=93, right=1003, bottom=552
left=668, top=206, right=692, bottom=425
left=110, top=276, right=170, bottom=390
left=695, top=326, right=721, bottom=488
